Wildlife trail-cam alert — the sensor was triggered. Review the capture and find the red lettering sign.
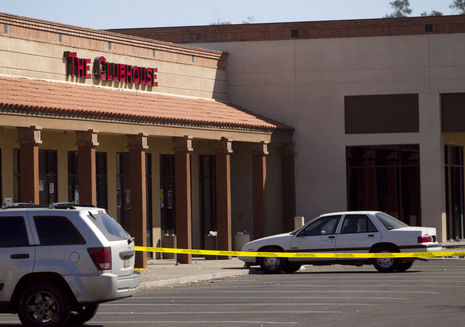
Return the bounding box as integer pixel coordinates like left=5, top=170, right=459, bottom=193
left=64, top=51, right=158, bottom=87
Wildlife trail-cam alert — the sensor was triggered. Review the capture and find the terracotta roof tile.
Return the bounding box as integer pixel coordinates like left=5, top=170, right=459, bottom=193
left=0, top=76, right=293, bottom=132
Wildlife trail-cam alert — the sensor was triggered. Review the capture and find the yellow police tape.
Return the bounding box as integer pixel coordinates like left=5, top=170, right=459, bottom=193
left=135, top=246, right=465, bottom=259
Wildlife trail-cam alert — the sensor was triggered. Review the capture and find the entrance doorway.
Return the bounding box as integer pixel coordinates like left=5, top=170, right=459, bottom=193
left=199, top=155, right=216, bottom=249
left=160, top=155, right=176, bottom=235
left=445, top=145, right=464, bottom=240
left=39, top=150, right=58, bottom=205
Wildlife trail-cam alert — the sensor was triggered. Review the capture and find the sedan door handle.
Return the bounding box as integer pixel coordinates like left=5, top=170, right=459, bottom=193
left=10, top=253, right=29, bottom=259
left=328, top=236, right=335, bottom=239
left=368, top=234, right=375, bottom=237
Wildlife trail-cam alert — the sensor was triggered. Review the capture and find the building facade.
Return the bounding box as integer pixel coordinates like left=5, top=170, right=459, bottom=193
left=114, top=15, right=465, bottom=243
left=0, top=13, right=295, bottom=268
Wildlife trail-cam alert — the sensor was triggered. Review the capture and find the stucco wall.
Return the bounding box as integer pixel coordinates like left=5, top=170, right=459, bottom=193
left=190, top=33, right=465, bottom=241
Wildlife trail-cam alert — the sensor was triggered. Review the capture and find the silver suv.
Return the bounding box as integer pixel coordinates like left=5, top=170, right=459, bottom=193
left=0, top=203, right=140, bottom=327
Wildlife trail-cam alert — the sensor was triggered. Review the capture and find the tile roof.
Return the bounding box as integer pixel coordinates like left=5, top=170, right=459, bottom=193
left=0, top=76, right=292, bottom=132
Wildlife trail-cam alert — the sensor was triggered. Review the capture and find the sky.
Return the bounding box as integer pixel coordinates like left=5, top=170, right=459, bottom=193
left=0, top=0, right=461, bottom=30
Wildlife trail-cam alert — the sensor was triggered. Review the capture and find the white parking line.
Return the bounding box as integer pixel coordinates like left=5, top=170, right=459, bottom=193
left=90, top=320, right=300, bottom=325
left=129, top=295, right=408, bottom=301
left=96, top=310, right=342, bottom=315
left=148, top=289, right=438, bottom=294
left=105, top=302, right=376, bottom=307
left=217, top=283, right=465, bottom=288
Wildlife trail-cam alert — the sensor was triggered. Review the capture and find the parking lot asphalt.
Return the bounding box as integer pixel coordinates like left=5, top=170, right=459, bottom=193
left=1, top=258, right=465, bottom=326
left=89, top=258, right=465, bottom=327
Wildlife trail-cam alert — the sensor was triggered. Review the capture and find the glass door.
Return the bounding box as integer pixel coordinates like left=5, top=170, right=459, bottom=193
left=445, top=145, right=464, bottom=240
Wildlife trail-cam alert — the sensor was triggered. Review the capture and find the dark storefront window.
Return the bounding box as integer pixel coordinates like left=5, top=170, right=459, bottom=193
left=160, top=154, right=175, bottom=235
left=96, top=152, right=108, bottom=209
left=0, top=149, right=2, bottom=205
left=116, top=152, right=130, bottom=231
left=39, top=150, right=58, bottom=205
left=146, top=153, right=153, bottom=256
left=346, top=145, right=421, bottom=226
left=68, top=151, right=78, bottom=204
left=445, top=145, right=464, bottom=240
left=13, top=149, right=19, bottom=203
left=68, top=151, right=108, bottom=209
left=199, top=155, right=216, bottom=248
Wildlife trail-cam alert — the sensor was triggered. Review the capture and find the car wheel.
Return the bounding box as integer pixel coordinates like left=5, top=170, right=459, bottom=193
left=283, top=262, right=302, bottom=274
left=70, top=304, right=99, bottom=325
left=17, top=282, right=71, bottom=327
left=395, top=260, right=414, bottom=272
left=372, top=248, right=398, bottom=273
left=258, top=247, right=284, bottom=274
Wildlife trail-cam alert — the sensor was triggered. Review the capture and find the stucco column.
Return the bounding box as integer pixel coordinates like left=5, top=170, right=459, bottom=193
left=173, top=136, right=194, bottom=264
left=419, top=93, right=446, bottom=241
left=214, top=138, right=233, bottom=259
left=281, top=143, right=296, bottom=231
left=17, top=126, right=42, bottom=204
left=76, top=129, right=99, bottom=206
left=128, top=133, right=148, bottom=269
left=251, top=141, right=268, bottom=239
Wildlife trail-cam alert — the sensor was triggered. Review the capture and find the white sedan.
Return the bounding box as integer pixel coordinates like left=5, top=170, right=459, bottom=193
left=240, top=211, right=442, bottom=273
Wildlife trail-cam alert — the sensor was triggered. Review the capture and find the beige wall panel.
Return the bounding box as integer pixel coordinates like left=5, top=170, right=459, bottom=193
left=229, top=72, right=295, bottom=86
left=430, top=34, right=465, bottom=67
left=295, top=36, right=429, bottom=71
left=191, top=41, right=296, bottom=74
left=229, top=85, right=295, bottom=129
left=296, top=67, right=429, bottom=85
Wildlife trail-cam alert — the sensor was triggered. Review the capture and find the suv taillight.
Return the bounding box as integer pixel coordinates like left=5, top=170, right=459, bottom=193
left=88, top=247, right=112, bottom=270
left=418, top=236, right=432, bottom=243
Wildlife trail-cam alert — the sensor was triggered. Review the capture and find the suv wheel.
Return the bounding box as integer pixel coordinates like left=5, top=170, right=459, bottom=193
left=17, top=282, right=70, bottom=327
left=70, top=304, right=99, bottom=325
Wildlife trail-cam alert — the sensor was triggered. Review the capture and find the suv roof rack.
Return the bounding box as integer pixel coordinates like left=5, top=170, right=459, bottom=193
left=49, top=202, right=96, bottom=209
left=1, top=202, right=47, bottom=209
left=1, top=202, right=97, bottom=210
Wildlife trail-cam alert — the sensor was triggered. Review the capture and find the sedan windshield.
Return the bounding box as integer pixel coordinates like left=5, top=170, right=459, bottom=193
left=375, top=212, right=409, bottom=230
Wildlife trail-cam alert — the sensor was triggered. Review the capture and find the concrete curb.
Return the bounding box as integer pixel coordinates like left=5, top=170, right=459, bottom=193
left=138, top=269, right=250, bottom=290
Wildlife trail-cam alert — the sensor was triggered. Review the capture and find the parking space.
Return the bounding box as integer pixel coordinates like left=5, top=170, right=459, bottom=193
left=1, top=259, right=465, bottom=326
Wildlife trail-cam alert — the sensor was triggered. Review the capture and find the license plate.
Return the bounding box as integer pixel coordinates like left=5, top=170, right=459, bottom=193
left=124, top=259, right=130, bottom=268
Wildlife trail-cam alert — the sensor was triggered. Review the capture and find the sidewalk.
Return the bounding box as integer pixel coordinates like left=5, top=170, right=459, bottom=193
left=138, top=257, right=250, bottom=291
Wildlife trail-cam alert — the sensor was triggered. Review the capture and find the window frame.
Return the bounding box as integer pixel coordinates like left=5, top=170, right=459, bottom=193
left=340, top=214, right=378, bottom=234
left=298, top=215, right=341, bottom=237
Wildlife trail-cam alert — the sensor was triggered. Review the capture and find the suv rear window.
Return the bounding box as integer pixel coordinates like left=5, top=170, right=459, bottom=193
left=87, top=211, right=131, bottom=242
left=34, top=216, right=86, bottom=245
left=0, top=216, right=29, bottom=247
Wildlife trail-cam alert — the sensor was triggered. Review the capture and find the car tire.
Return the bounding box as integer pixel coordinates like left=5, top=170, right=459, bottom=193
left=395, top=260, right=414, bottom=272
left=70, top=304, right=99, bottom=325
left=372, top=247, right=398, bottom=273
left=17, top=282, right=71, bottom=327
left=258, top=247, right=284, bottom=274
left=283, top=262, right=302, bottom=274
